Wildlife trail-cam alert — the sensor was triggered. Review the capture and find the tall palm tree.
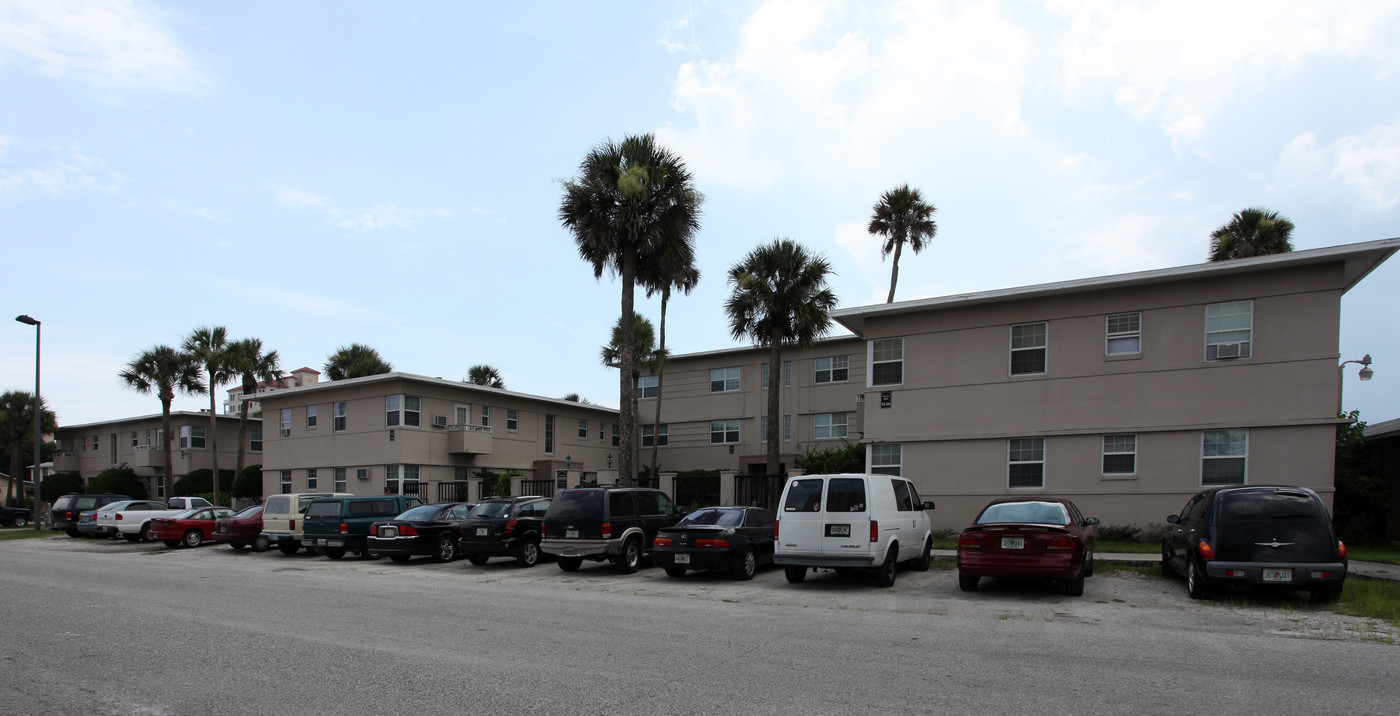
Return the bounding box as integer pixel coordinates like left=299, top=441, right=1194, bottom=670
left=324, top=343, right=393, bottom=381
left=601, top=314, right=659, bottom=483
left=868, top=184, right=937, bottom=303
left=725, top=239, right=838, bottom=477
left=1209, top=207, right=1295, bottom=261
left=638, top=237, right=700, bottom=481
left=226, top=337, right=284, bottom=476
left=466, top=364, right=505, bottom=389
left=119, top=346, right=205, bottom=492
left=183, top=326, right=231, bottom=504
left=560, top=133, right=703, bottom=484
left=1, top=390, right=58, bottom=507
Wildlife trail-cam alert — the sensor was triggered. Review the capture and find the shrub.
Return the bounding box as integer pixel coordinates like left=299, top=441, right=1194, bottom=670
left=232, top=464, right=263, bottom=500
left=87, top=465, right=147, bottom=500
left=475, top=469, right=512, bottom=497
left=41, top=472, right=85, bottom=502
left=795, top=441, right=865, bottom=474
left=1093, top=523, right=1143, bottom=542
left=172, top=469, right=235, bottom=498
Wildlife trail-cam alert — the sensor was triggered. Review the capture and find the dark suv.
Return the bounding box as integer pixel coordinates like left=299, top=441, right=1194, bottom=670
left=458, top=496, right=552, bottom=567
left=50, top=494, right=130, bottom=537
left=1162, top=485, right=1347, bottom=602
left=541, top=487, right=684, bottom=573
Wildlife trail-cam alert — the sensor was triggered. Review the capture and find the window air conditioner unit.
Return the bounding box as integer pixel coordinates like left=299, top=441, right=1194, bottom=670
left=280, top=428, right=291, bottom=437
left=432, top=415, right=448, bottom=428
left=1215, top=342, right=1241, bottom=359
left=356, top=468, right=369, bottom=480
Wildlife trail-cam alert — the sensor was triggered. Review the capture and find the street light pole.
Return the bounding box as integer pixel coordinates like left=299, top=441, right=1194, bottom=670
left=15, top=315, right=41, bottom=532
left=1338, top=354, right=1374, bottom=415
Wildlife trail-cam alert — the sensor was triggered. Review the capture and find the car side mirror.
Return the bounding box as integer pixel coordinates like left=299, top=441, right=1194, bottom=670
left=1166, top=514, right=1179, bottom=524
left=1083, top=517, right=1100, bottom=526
left=920, top=501, right=936, bottom=510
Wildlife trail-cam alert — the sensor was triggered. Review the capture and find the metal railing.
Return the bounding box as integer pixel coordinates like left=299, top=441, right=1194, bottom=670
left=734, top=474, right=786, bottom=512
left=674, top=475, right=721, bottom=511
left=519, top=479, right=555, bottom=498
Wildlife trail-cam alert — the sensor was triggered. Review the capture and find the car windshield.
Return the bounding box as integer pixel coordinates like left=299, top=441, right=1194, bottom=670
left=547, top=491, right=603, bottom=519
left=1219, top=491, right=1325, bottom=521
left=233, top=505, right=263, bottom=519
left=679, top=509, right=744, bottom=527
left=976, top=501, right=1070, bottom=526
left=468, top=501, right=512, bottom=518
left=395, top=505, right=443, bottom=521
left=168, top=509, right=200, bottom=519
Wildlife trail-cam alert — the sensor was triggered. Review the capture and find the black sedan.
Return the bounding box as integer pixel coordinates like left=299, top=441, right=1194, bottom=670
left=652, top=506, right=775, bottom=580
left=458, top=496, right=552, bottom=567
left=0, top=505, right=33, bottom=528
left=365, top=502, right=474, bottom=563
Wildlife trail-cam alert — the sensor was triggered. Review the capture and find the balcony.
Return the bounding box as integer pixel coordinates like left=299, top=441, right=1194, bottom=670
left=52, top=452, right=79, bottom=472
left=131, top=445, right=163, bottom=476
left=448, top=425, right=494, bottom=455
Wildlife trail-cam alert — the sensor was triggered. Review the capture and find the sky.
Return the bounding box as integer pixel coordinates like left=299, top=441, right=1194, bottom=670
left=2, top=0, right=1399, bottom=429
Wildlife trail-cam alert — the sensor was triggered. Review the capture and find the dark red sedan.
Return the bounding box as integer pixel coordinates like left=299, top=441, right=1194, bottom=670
left=956, top=498, right=1099, bottom=596
left=148, top=507, right=236, bottom=548
left=211, top=505, right=267, bottom=551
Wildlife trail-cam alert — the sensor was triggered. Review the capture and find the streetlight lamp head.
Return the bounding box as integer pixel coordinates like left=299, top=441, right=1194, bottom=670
left=1360, top=366, right=1374, bottom=381
left=565, top=454, right=571, bottom=469
left=606, top=453, right=613, bottom=469
left=15, top=314, right=39, bottom=326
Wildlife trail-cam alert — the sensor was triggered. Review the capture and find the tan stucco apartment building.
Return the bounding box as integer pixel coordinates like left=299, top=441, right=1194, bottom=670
left=53, top=412, right=254, bottom=499
left=638, top=239, right=1398, bottom=530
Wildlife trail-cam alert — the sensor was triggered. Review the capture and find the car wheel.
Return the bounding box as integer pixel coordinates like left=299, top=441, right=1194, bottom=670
left=253, top=535, right=270, bottom=552
left=783, top=565, right=807, bottom=584
left=913, top=538, right=932, bottom=572
left=1064, top=573, right=1085, bottom=597
left=874, top=546, right=898, bottom=588
left=736, top=548, right=757, bottom=581
left=1160, top=549, right=1173, bottom=578
left=359, top=545, right=378, bottom=560
left=958, top=572, right=980, bottom=592
left=617, top=537, right=642, bottom=574
left=557, top=557, right=582, bottom=572
left=665, top=567, right=687, bottom=578
left=66, top=528, right=80, bottom=538
left=183, top=530, right=203, bottom=548
left=1083, top=550, right=1095, bottom=578
left=123, top=532, right=142, bottom=543
left=139, top=523, right=153, bottom=542
left=516, top=540, right=540, bottom=568
left=324, top=547, right=346, bottom=559
left=467, top=555, right=489, bottom=566
left=162, top=540, right=181, bottom=548
left=1311, top=586, right=1343, bottom=604
left=229, top=541, right=246, bottom=550
left=433, top=534, right=457, bottom=563
left=13, top=516, right=27, bottom=528
left=1187, top=557, right=1212, bottom=600
left=278, top=543, right=299, bottom=556
left=390, top=554, right=412, bottom=563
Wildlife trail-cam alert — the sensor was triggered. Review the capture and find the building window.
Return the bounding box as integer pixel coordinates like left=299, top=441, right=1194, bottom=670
left=333, top=402, right=347, bottom=432
left=870, top=338, right=903, bottom=386
left=250, top=431, right=263, bottom=453
left=92, top=436, right=98, bottom=450
left=784, top=414, right=791, bottom=441
left=179, top=426, right=206, bottom=449
left=710, top=367, right=740, bottom=393
left=612, top=423, right=620, bottom=447
left=761, top=416, right=769, bottom=442
left=578, top=419, right=588, bottom=440
left=638, top=375, right=658, bottom=398
left=813, top=412, right=849, bottom=440
left=1206, top=301, right=1253, bottom=360
left=306, top=405, right=318, bottom=429
left=600, top=421, right=605, bottom=443
left=1008, top=438, right=1045, bottom=488
left=870, top=443, right=902, bottom=476
left=761, top=363, right=769, bottom=389
left=784, top=361, right=792, bottom=387
left=480, top=406, right=490, bottom=427
left=306, top=468, right=318, bottom=491
left=545, top=415, right=555, bottom=454
left=455, top=405, right=471, bottom=426
left=642, top=424, right=669, bottom=447
left=130, top=431, right=138, bottom=448
left=1202, top=429, right=1247, bottom=485
left=1102, top=434, right=1136, bottom=474
left=814, top=356, right=849, bottom=384
left=145, top=429, right=152, bottom=446
left=280, top=409, right=291, bottom=436
left=710, top=419, right=740, bottom=444
left=334, top=467, right=346, bottom=492
left=1010, top=323, right=1048, bottom=375
left=387, top=395, right=421, bottom=427
left=507, top=409, right=519, bottom=431
left=156, top=476, right=165, bottom=498
left=279, top=470, right=292, bottom=494
left=1106, top=312, right=1141, bottom=355
left=385, top=464, right=421, bottom=495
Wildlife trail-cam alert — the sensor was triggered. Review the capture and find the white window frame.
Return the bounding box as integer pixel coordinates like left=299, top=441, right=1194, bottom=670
left=784, top=360, right=792, bottom=387
left=1010, top=322, right=1048, bottom=376
left=869, top=443, right=902, bottom=476
left=710, top=419, right=740, bottom=444
left=455, top=404, right=471, bottom=426
left=710, top=367, right=741, bottom=393
left=280, top=409, right=291, bottom=437
left=1106, top=312, right=1142, bottom=356
left=179, top=425, right=206, bottom=449
left=507, top=409, right=519, bottom=432
left=814, top=356, right=849, bottom=384
left=869, top=338, right=904, bottom=387
left=1205, top=301, right=1253, bottom=361
left=480, top=406, right=490, bottom=428
left=387, top=395, right=421, bottom=428
left=1008, top=437, right=1046, bottom=489
left=333, top=402, right=347, bottom=432
left=638, top=375, right=658, bottom=398
left=306, top=405, right=318, bottom=429
left=279, top=470, right=292, bottom=494
left=641, top=424, right=669, bottom=447
left=1201, top=429, right=1248, bottom=486
left=578, top=419, right=588, bottom=440
left=333, top=467, right=347, bottom=492
left=783, top=414, right=791, bottom=442
left=250, top=430, right=262, bottom=453
left=306, top=468, right=318, bottom=491
left=1101, top=433, right=1137, bottom=475
left=813, top=412, right=850, bottom=440
left=761, top=363, right=769, bottom=389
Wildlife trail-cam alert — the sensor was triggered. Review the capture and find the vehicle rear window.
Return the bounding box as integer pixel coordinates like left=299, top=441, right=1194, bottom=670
left=74, top=497, right=99, bottom=510
left=233, top=505, right=262, bottom=519
left=1219, top=491, right=1325, bottom=521
left=609, top=492, right=636, bottom=518
left=348, top=499, right=396, bottom=516
left=548, top=491, right=603, bottom=519
left=305, top=501, right=342, bottom=518
left=264, top=496, right=288, bottom=514
left=976, top=501, right=1070, bottom=526
left=826, top=478, right=867, bottom=512
left=680, top=508, right=744, bottom=527
left=783, top=479, right=824, bottom=512
left=395, top=505, right=441, bottom=521
left=469, top=501, right=512, bottom=519
left=52, top=497, right=74, bottom=511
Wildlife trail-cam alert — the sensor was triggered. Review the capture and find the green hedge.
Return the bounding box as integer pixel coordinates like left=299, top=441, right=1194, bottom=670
left=87, top=465, right=147, bottom=500
left=41, top=472, right=85, bottom=502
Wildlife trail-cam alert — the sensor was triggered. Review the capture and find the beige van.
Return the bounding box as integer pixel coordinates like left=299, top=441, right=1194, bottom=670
left=260, top=492, right=353, bottom=555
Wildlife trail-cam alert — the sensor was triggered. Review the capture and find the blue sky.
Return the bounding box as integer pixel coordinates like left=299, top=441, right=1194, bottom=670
left=3, top=0, right=1399, bottom=427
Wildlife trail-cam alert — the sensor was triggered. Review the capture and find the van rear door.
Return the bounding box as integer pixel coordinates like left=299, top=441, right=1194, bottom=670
left=819, top=477, right=871, bottom=556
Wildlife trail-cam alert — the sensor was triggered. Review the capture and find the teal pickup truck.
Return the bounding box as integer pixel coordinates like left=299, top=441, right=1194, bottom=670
left=301, top=495, right=423, bottom=559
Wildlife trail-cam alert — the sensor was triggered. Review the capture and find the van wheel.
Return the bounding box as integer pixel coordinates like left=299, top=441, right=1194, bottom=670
left=253, top=535, right=270, bottom=552
left=874, top=546, right=898, bottom=588
left=959, top=573, right=980, bottom=592
left=278, top=543, right=299, bottom=556
left=1160, top=548, right=1173, bottom=578
left=784, top=566, right=808, bottom=584
left=736, top=548, right=757, bottom=581
left=123, top=533, right=142, bottom=543
left=1083, top=551, right=1094, bottom=577
left=617, top=537, right=641, bottom=574
left=1064, top=573, right=1085, bottom=597
left=1187, top=557, right=1212, bottom=600
left=433, top=534, right=456, bottom=563
left=913, top=538, right=932, bottom=572
left=558, top=557, right=582, bottom=572
left=183, top=530, right=204, bottom=548
left=324, top=547, right=346, bottom=559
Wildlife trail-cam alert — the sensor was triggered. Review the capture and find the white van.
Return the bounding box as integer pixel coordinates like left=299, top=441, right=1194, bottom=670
left=773, top=473, right=935, bottom=587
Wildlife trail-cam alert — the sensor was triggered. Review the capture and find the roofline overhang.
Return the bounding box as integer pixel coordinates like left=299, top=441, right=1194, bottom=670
left=235, top=372, right=622, bottom=415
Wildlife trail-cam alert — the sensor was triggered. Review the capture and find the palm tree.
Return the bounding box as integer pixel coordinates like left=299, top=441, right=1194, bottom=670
left=601, top=314, right=659, bottom=484
left=225, top=337, right=284, bottom=476
left=725, top=239, right=838, bottom=477
left=1, top=390, right=58, bottom=507
left=183, top=326, right=231, bottom=504
left=1209, top=207, right=1295, bottom=261
left=324, top=343, right=393, bottom=381
left=119, top=346, right=205, bottom=491
left=466, top=364, right=505, bottom=389
left=638, top=237, right=700, bottom=481
left=868, top=184, right=937, bottom=303
left=560, top=393, right=593, bottom=404
left=560, top=133, right=702, bottom=484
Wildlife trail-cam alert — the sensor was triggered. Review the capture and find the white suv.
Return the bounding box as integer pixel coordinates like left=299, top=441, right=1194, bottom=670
left=773, top=473, right=935, bottom=587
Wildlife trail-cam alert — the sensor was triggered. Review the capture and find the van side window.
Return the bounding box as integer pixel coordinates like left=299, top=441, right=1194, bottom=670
left=826, top=478, right=867, bottom=512
left=609, top=492, right=636, bottom=518
left=892, top=480, right=914, bottom=511
left=348, top=501, right=374, bottom=516
left=783, top=479, right=824, bottom=512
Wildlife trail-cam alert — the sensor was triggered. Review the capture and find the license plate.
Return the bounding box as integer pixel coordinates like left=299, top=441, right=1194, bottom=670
left=381, top=527, right=398, bottom=538
left=1262, top=568, right=1292, bottom=582
left=826, top=524, right=851, bottom=537
left=565, top=529, right=579, bottom=538
left=476, top=527, right=489, bottom=536
left=675, top=554, right=690, bottom=564
left=1001, top=537, right=1025, bottom=549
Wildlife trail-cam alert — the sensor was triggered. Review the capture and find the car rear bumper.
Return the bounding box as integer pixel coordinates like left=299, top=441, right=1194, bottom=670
left=1205, top=560, right=1347, bottom=586
left=957, top=550, right=1081, bottom=579
left=774, top=551, right=877, bottom=568
left=366, top=535, right=423, bottom=555
left=304, top=536, right=356, bottom=549
left=261, top=532, right=302, bottom=546
left=653, top=546, right=735, bottom=571
left=458, top=537, right=526, bottom=557
left=541, top=538, right=616, bottom=558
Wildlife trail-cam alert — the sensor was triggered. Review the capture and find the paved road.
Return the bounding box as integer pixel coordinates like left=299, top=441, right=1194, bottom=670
left=2, top=537, right=1396, bottom=715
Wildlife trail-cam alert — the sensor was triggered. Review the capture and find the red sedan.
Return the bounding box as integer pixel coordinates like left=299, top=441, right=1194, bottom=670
left=211, top=505, right=267, bottom=551
left=956, top=498, right=1099, bottom=596
left=148, top=507, right=236, bottom=548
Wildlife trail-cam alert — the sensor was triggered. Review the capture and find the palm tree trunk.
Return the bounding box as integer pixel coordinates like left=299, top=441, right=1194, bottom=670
left=160, top=395, right=174, bottom=499
left=766, top=328, right=783, bottom=477
left=209, top=387, right=220, bottom=505
left=650, top=287, right=669, bottom=481
left=886, top=236, right=905, bottom=303
left=235, top=382, right=250, bottom=477
left=619, top=251, right=637, bottom=486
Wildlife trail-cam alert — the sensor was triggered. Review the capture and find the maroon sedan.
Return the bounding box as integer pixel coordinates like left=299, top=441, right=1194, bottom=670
left=148, top=507, right=236, bottom=548
left=956, top=498, right=1099, bottom=596
left=212, top=505, right=267, bottom=552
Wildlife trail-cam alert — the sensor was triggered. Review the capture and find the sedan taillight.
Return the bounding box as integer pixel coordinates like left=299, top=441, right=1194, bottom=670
left=398, top=524, right=418, bottom=536
left=1197, top=539, right=1215, bottom=560
left=653, top=536, right=673, bottom=547
left=957, top=533, right=981, bottom=550
left=695, top=538, right=730, bottom=548
left=116, top=514, right=123, bottom=520
left=1046, top=537, right=1076, bottom=551
left=1338, top=540, right=1348, bottom=560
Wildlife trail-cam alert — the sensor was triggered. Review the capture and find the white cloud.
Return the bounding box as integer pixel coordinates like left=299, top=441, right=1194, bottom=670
left=0, top=142, right=122, bottom=201
left=0, top=0, right=209, bottom=94
left=274, top=187, right=448, bottom=231
left=1275, top=124, right=1400, bottom=210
